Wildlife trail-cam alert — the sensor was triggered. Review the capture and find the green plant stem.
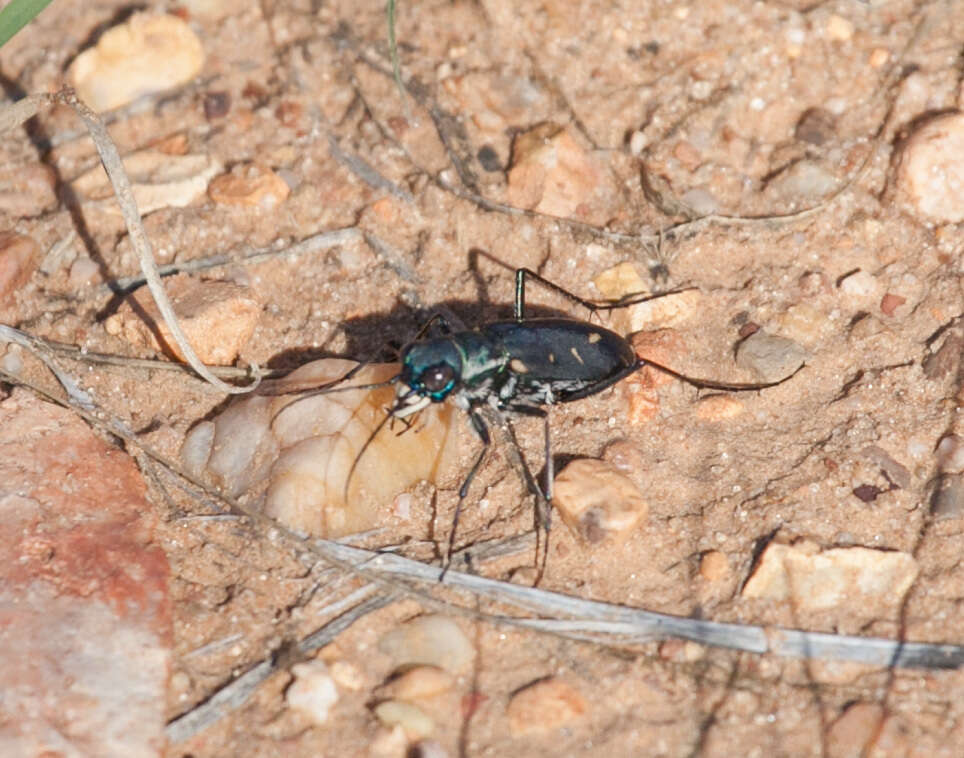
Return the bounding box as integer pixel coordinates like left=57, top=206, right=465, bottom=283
left=0, top=0, right=54, bottom=49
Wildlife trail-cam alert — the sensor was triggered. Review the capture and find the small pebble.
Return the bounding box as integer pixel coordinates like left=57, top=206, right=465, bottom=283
left=879, top=292, right=905, bottom=316
left=208, top=163, right=291, bottom=208
left=742, top=542, right=918, bottom=613
left=932, top=473, right=964, bottom=519
left=627, top=288, right=701, bottom=332
left=659, top=639, right=705, bottom=662
left=0, top=345, right=23, bottom=375
left=592, top=262, right=645, bottom=300
left=797, top=271, right=827, bottom=296
left=923, top=333, right=963, bottom=379
left=766, top=159, right=839, bottom=203
left=329, top=660, right=366, bottom=691
left=679, top=187, right=719, bottom=216
left=379, top=615, right=474, bottom=674
left=936, top=435, right=964, bottom=473
left=628, top=130, right=648, bottom=156
left=694, top=394, right=744, bottom=422
left=506, top=678, right=588, bottom=737
left=286, top=661, right=338, bottom=726
left=180, top=420, right=215, bottom=480
left=620, top=375, right=660, bottom=425
left=847, top=313, right=883, bottom=342
left=67, top=14, right=205, bottom=111
left=375, top=665, right=455, bottom=701
left=68, top=257, right=101, bottom=288
left=180, top=0, right=236, bottom=22
left=774, top=303, right=828, bottom=346
left=895, top=113, right=964, bottom=223
left=794, top=107, right=836, bottom=146
left=735, top=331, right=807, bottom=382
left=0, top=232, right=39, bottom=305
left=552, top=458, right=649, bottom=544
left=868, top=47, right=889, bottom=68
left=601, top=439, right=648, bottom=475
left=203, top=90, right=232, bottom=119
left=699, top=550, right=730, bottom=581
left=170, top=671, right=192, bottom=694
left=838, top=269, right=878, bottom=298
left=826, top=14, right=854, bottom=41
left=373, top=700, right=435, bottom=740
left=672, top=140, right=701, bottom=170
left=861, top=445, right=911, bottom=490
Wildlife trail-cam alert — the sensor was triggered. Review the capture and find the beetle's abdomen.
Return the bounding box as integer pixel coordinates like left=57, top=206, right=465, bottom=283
left=483, top=318, right=637, bottom=403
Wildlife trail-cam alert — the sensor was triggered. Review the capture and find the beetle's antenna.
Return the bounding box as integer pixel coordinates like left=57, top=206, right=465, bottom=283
left=640, top=358, right=806, bottom=391
left=258, top=358, right=396, bottom=396
left=342, top=388, right=417, bottom=503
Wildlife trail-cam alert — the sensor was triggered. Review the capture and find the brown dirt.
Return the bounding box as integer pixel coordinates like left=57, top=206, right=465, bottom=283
left=2, top=0, right=964, bottom=756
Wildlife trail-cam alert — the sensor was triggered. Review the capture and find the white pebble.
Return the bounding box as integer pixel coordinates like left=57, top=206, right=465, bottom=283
left=628, top=130, right=648, bottom=156
left=180, top=421, right=215, bottom=480
left=0, top=345, right=23, bottom=376
left=896, top=112, right=964, bottom=223
left=379, top=615, right=474, bottom=674
left=838, top=269, right=878, bottom=297
left=373, top=700, right=435, bottom=740
left=286, top=661, right=338, bottom=725
left=937, top=435, right=964, bottom=473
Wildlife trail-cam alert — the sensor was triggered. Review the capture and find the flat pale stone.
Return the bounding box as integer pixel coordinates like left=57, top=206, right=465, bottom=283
left=742, top=542, right=918, bottom=613
left=67, top=14, right=205, bottom=112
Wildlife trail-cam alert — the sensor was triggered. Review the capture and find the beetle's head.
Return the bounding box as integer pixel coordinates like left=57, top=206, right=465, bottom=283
left=394, top=338, right=462, bottom=417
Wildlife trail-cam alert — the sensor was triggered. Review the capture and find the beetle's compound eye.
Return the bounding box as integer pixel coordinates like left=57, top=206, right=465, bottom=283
left=420, top=363, right=456, bottom=395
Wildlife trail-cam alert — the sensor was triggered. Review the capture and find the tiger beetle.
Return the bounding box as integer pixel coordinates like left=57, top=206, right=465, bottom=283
left=306, top=268, right=803, bottom=577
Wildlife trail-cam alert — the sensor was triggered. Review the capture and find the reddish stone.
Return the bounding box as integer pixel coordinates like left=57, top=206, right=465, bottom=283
left=0, top=391, right=171, bottom=755
left=0, top=232, right=40, bottom=305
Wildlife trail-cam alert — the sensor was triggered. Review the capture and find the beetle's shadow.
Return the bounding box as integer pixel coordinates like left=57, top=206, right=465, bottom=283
left=267, top=247, right=605, bottom=369
left=266, top=298, right=580, bottom=370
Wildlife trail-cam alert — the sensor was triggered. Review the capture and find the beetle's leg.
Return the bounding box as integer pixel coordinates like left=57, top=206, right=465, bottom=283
left=502, top=403, right=553, bottom=527
left=515, top=267, right=694, bottom=322
left=440, top=408, right=491, bottom=580
left=412, top=312, right=453, bottom=341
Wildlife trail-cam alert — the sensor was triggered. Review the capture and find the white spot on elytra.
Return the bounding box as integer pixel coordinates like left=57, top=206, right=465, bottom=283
left=510, top=358, right=529, bottom=373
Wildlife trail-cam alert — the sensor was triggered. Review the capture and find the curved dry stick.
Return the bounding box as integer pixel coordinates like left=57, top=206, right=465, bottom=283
left=55, top=87, right=260, bottom=395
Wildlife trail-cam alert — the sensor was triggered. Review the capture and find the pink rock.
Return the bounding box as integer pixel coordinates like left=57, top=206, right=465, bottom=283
left=507, top=125, right=618, bottom=224
left=0, top=232, right=40, bottom=305
left=506, top=677, right=588, bottom=736
left=208, top=163, right=290, bottom=208
left=106, top=274, right=261, bottom=365
left=0, top=391, right=171, bottom=756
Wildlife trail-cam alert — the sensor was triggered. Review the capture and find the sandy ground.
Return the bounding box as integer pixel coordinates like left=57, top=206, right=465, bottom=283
left=2, top=0, right=964, bottom=755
